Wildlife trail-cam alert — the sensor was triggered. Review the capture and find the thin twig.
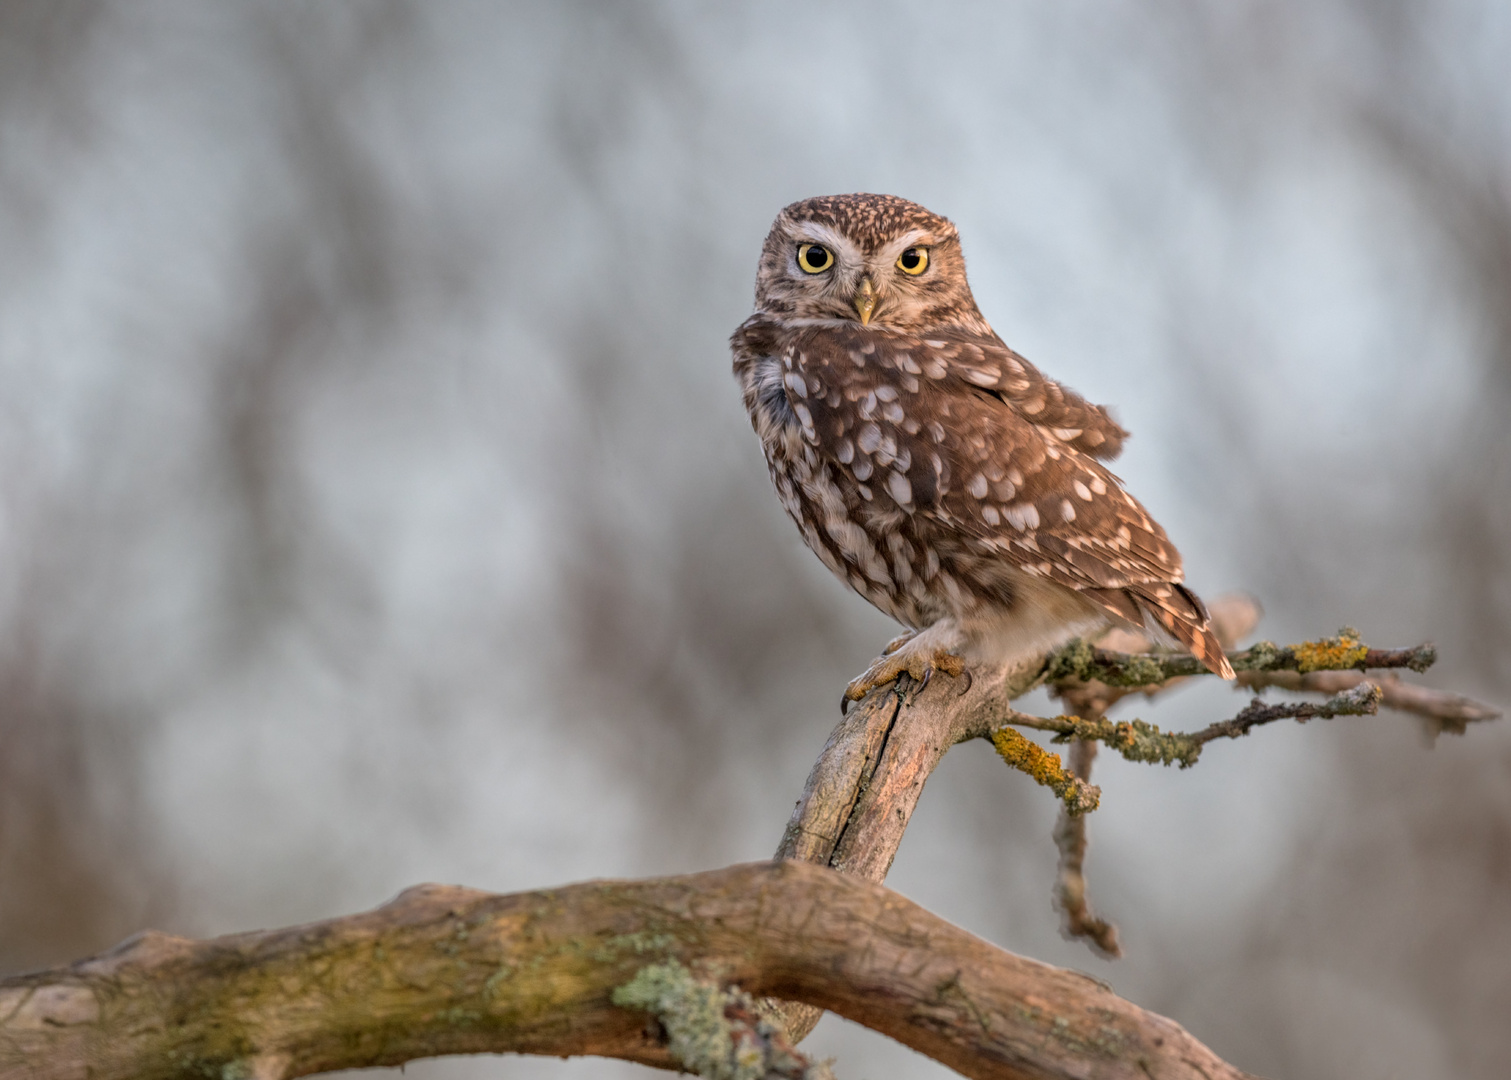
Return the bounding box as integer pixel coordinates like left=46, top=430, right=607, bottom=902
left=1040, top=594, right=1261, bottom=958
left=1002, top=683, right=1385, bottom=770
left=1045, top=628, right=1436, bottom=688
left=1052, top=740, right=1121, bottom=958
left=1239, top=668, right=1500, bottom=739
left=990, top=727, right=1100, bottom=815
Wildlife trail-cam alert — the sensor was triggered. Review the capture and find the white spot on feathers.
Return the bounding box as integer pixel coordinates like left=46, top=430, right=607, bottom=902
left=1061, top=499, right=1076, bottom=522
left=967, top=474, right=989, bottom=498
left=1073, top=480, right=1092, bottom=501
left=963, top=367, right=1001, bottom=387
left=793, top=402, right=815, bottom=438
left=1005, top=503, right=1040, bottom=531
left=886, top=471, right=913, bottom=505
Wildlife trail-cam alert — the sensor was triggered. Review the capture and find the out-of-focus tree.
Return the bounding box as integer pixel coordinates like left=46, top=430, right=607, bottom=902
left=1, top=3, right=1507, bottom=1078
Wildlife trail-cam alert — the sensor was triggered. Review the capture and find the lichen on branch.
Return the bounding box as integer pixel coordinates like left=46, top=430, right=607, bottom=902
left=990, top=726, right=1101, bottom=814
left=1000, top=682, right=1386, bottom=770
left=614, top=962, right=832, bottom=1080
left=1044, top=627, right=1437, bottom=688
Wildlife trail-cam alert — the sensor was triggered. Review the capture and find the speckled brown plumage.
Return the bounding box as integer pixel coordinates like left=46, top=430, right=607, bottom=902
left=732, top=194, right=1234, bottom=693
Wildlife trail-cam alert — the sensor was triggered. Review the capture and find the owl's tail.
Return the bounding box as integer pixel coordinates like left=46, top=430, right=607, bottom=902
left=1086, top=584, right=1236, bottom=680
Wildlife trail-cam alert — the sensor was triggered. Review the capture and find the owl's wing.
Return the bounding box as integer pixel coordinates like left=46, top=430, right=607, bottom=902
left=789, top=325, right=1230, bottom=675
left=918, top=330, right=1128, bottom=461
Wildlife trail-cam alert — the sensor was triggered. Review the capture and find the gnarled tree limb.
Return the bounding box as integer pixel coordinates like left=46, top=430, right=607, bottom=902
left=0, top=861, right=1251, bottom=1080
left=6, top=610, right=1497, bottom=1079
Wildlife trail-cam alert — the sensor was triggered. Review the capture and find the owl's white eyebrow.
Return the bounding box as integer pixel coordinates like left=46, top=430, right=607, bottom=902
left=791, top=222, right=861, bottom=264
left=879, top=229, right=934, bottom=258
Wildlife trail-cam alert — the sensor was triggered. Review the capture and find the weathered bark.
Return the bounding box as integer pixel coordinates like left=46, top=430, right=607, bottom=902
left=7, top=617, right=1488, bottom=1079
left=766, top=655, right=1046, bottom=1041
left=776, top=656, right=1044, bottom=874
left=0, top=861, right=1251, bottom=1080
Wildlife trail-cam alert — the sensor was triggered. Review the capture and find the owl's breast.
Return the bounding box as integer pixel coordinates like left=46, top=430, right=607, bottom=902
left=732, top=322, right=963, bottom=628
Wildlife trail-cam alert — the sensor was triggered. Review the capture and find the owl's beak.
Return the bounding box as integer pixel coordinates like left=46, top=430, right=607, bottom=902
left=853, top=277, right=877, bottom=325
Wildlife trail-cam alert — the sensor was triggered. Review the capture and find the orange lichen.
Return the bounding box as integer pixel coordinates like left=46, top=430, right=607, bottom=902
left=1290, top=627, right=1368, bottom=674
left=991, top=727, right=1100, bottom=814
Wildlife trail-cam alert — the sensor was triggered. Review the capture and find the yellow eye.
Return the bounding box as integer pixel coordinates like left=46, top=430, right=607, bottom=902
left=897, top=247, right=929, bottom=275
left=797, top=243, right=834, bottom=273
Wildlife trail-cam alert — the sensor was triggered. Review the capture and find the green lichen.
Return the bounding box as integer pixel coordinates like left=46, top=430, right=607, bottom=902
left=613, top=962, right=831, bottom=1080
left=590, top=931, right=679, bottom=964
left=613, top=962, right=758, bottom=1080
left=1043, top=637, right=1097, bottom=682
left=1231, top=639, right=1281, bottom=672
left=1046, top=627, right=1424, bottom=686
left=1000, top=715, right=1205, bottom=769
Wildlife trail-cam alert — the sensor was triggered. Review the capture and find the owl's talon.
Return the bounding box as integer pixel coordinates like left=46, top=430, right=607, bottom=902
left=843, top=643, right=965, bottom=705
left=903, top=666, right=934, bottom=705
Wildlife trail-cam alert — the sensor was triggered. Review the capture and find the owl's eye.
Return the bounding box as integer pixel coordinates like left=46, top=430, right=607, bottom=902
left=896, top=247, right=929, bottom=275
left=797, top=244, right=834, bottom=273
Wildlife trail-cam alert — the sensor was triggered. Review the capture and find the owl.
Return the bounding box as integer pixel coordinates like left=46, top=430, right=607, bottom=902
left=731, top=194, right=1235, bottom=706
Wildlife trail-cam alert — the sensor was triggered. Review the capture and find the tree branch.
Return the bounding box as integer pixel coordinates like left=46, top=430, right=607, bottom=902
left=1002, top=682, right=1385, bottom=769
left=1045, top=627, right=1436, bottom=688
left=8, top=602, right=1498, bottom=1078
left=1238, top=668, right=1500, bottom=738
left=1051, top=740, right=1120, bottom=958
left=0, top=861, right=1252, bottom=1080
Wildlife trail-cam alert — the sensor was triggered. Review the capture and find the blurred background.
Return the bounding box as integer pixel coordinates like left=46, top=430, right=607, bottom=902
left=1, top=3, right=1508, bottom=1078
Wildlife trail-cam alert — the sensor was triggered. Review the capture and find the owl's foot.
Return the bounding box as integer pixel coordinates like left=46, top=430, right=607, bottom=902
left=843, top=637, right=965, bottom=710
left=881, top=630, right=917, bottom=655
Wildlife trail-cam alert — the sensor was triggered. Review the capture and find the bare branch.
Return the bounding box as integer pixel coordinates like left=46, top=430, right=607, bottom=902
left=1051, top=741, right=1120, bottom=958
left=0, top=861, right=1251, bottom=1080
left=766, top=656, right=1048, bottom=1041
left=1239, top=668, right=1501, bottom=738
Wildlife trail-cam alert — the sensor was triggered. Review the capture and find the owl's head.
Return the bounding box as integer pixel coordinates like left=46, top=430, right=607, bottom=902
left=752, top=194, right=988, bottom=333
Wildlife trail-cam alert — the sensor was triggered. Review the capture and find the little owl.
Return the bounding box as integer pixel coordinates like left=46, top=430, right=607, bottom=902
left=731, top=193, right=1235, bottom=707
